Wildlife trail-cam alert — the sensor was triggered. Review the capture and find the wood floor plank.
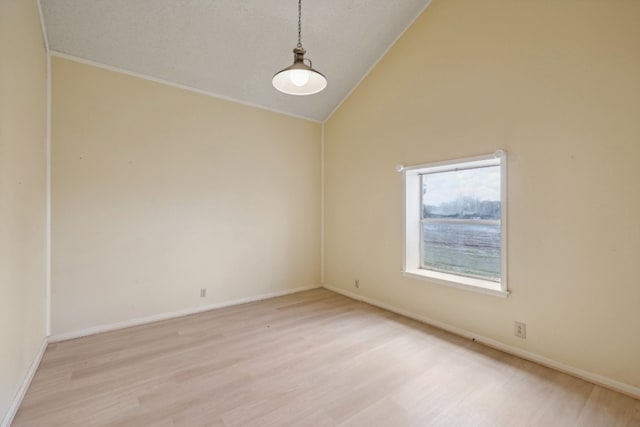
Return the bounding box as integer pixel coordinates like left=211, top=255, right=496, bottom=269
left=12, top=289, right=640, bottom=427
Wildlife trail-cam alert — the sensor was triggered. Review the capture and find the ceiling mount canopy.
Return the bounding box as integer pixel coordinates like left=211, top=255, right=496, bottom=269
left=272, top=0, right=327, bottom=96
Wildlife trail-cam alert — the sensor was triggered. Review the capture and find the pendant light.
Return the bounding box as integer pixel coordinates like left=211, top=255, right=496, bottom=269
left=272, top=0, right=327, bottom=95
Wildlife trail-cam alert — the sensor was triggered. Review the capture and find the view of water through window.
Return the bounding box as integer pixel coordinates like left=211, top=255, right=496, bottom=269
left=421, top=166, right=501, bottom=281
left=422, top=222, right=501, bottom=281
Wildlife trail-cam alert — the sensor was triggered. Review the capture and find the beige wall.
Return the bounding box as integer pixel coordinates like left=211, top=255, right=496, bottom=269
left=325, top=0, right=640, bottom=388
left=0, top=0, right=48, bottom=422
left=51, top=57, right=321, bottom=335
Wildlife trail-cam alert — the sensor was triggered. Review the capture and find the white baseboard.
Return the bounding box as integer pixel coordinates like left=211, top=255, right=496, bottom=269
left=322, top=284, right=640, bottom=400
left=1, top=338, right=48, bottom=427
left=49, top=285, right=322, bottom=343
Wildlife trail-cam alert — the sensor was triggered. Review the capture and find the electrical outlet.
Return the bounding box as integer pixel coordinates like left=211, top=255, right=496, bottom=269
left=355, top=279, right=360, bottom=289
left=514, top=321, right=526, bottom=339
left=200, top=288, right=206, bottom=298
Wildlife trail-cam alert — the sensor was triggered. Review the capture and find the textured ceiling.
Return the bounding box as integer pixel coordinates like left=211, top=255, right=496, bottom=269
left=41, top=0, right=431, bottom=122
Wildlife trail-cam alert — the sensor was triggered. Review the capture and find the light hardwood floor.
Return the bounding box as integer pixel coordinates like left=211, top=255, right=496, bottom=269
left=13, top=289, right=640, bottom=426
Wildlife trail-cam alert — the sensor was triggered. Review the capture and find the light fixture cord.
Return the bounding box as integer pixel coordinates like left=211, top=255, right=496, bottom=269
left=297, top=0, right=302, bottom=48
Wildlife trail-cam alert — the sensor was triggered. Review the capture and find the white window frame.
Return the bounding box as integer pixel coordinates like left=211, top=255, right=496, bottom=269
left=401, top=150, right=509, bottom=298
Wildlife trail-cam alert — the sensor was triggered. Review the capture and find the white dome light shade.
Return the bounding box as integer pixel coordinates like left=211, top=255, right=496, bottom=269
left=272, top=47, right=327, bottom=95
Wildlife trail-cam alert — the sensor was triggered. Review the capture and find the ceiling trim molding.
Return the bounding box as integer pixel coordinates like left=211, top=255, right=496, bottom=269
left=49, top=51, right=322, bottom=124
left=323, top=0, right=433, bottom=124
left=37, top=0, right=49, bottom=52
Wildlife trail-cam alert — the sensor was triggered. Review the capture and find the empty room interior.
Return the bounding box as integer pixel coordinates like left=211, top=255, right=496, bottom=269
left=2, top=0, right=640, bottom=425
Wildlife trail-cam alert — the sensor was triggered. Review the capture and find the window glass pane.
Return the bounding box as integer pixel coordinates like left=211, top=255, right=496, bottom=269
left=422, top=166, right=501, bottom=220
left=421, top=165, right=501, bottom=281
left=422, top=222, right=501, bottom=281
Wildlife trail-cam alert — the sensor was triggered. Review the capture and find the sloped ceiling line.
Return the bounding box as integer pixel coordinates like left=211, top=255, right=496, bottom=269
left=40, top=0, right=431, bottom=122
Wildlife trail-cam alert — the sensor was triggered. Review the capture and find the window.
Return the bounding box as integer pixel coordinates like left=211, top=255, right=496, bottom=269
left=401, top=151, right=508, bottom=297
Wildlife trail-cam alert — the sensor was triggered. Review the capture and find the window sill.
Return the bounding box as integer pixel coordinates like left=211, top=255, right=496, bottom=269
left=403, top=268, right=509, bottom=298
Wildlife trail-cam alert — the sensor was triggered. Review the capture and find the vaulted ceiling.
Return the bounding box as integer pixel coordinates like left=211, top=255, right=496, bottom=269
left=40, top=0, right=431, bottom=122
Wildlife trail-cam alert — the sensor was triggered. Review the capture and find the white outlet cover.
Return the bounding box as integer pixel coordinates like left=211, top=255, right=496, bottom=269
left=514, top=321, right=526, bottom=339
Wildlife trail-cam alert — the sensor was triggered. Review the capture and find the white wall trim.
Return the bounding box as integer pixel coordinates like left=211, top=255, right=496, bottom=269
left=37, top=0, right=52, bottom=338
left=322, top=284, right=640, bottom=400
left=48, top=51, right=321, bottom=124
left=36, top=0, right=49, bottom=52
left=44, top=54, right=52, bottom=337
left=320, top=123, right=325, bottom=285
left=49, top=285, right=321, bottom=343
left=323, top=1, right=433, bottom=123
left=0, top=338, right=48, bottom=427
